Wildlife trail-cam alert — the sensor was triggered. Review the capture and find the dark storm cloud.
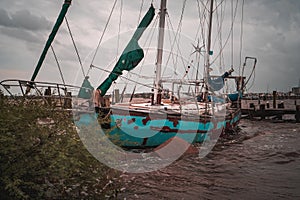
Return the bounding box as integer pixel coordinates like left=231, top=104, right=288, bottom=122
left=0, top=8, right=51, bottom=31
left=0, top=0, right=299, bottom=91
left=242, top=0, right=300, bottom=91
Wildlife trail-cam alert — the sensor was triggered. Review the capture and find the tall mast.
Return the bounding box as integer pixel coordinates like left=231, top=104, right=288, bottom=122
left=204, top=0, right=214, bottom=101
left=154, top=0, right=167, bottom=105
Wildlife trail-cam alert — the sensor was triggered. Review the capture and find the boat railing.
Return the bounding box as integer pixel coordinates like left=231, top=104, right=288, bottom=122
left=0, top=79, right=93, bottom=110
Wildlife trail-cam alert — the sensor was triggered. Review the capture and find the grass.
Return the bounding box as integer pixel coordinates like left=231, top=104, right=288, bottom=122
left=0, top=94, right=121, bottom=199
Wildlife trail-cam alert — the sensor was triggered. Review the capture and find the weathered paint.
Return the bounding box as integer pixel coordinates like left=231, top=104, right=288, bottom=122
left=75, top=108, right=241, bottom=147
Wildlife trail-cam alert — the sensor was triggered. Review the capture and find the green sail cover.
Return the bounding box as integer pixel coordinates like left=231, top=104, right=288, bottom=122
left=30, top=0, right=72, bottom=82
left=97, top=5, right=155, bottom=96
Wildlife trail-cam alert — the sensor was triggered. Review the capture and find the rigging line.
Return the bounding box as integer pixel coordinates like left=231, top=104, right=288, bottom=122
left=212, top=0, right=226, bottom=50
left=212, top=0, right=227, bottom=68
left=213, top=0, right=225, bottom=12
left=165, top=19, right=178, bottom=75
left=163, top=10, right=187, bottom=77
left=91, top=64, right=156, bottom=90
left=246, top=69, right=255, bottom=91
left=231, top=0, right=234, bottom=68
left=198, top=0, right=208, bottom=52
left=192, top=0, right=203, bottom=47
left=127, top=17, right=158, bottom=98
left=243, top=64, right=256, bottom=89
left=239, top=0, right=245, bottom=76
left=137, top=0, right=145, bottom=25
left=210, top=0, right=238, bottom=67
left=90, top=51, right=157, bottom=79
left=219, top=2, right=226, bottom=69
left=184, top=0, right=208, bottom=80
left=116, top=0, right=123, bottom=60
left=198, top=0, right=210, bottom=13
left=189, top=0, right=208, bottom=61
left=214, top=2, right=223, bottom=70
left=117, top=0, right=135, bottom=102
left=89, top=0, right=118, bottom=72
left=65, top=17, right=85, bottom=78
left=163, top=0, right=187, bottom=76
left=50, top=45, right=66, bottom=88
left=217, top=0, right=226, bottom=69
left=164, top=15, right=182, bottom=76
left=192, top=0, right=202, bottom=49
left=134, top=15, right=159, bottom=83
left=116, top=0, right=129, bottom=97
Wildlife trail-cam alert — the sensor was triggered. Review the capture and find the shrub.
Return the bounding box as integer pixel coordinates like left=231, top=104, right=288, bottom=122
left=0, top=97, right=120, bottom=199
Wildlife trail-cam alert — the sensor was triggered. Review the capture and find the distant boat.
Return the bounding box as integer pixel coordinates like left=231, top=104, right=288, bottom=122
left=0, top=0, right=256, bottom=148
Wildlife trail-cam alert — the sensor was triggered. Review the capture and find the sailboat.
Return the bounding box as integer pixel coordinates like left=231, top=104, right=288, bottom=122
left=75, top=0, right=250, bottom=148
left=0, top=0, right=256, bottom=148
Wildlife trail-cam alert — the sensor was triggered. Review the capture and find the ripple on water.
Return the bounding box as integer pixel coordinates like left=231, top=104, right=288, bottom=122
left=119, top=120, right=300, bottom=199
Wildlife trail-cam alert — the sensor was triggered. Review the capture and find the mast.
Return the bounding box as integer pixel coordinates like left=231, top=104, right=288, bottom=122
left=204, top=0, right=214, bottom=101
left=154, top=0, right=167, bottom=105
left=26, top=0, right=72, bottom=94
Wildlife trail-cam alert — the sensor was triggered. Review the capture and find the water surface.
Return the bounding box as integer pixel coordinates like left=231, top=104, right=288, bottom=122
left=119, top=120, right=300, bottom=199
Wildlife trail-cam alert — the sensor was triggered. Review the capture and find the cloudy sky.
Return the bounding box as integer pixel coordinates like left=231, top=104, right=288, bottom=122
left=0, top=0, right=299, bottom=94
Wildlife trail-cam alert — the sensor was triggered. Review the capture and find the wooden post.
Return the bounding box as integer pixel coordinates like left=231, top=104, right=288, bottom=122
left=260, top=104, right=266, bottom=120
left=266, top=101, right=270, bottom=108
left=114, top=89, right=120, bottom=103
left=250, top=103, right=255, bottom=110
left=64, top=92, right=72, bottom=109
left=44, top=86, right=52, bottom=106
left=104, top=96, right=110, bottom=107
left=296, top=105, right=300, bottom=123
left=273, top=91, right=277, bottom=109
left=278, top=101, right=284, bottom=109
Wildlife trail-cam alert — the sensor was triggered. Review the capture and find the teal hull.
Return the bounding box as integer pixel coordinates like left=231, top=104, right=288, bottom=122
left=75, top=108, right=241, bottom=148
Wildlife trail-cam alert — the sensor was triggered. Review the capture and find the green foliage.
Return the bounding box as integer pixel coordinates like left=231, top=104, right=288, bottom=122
left=0, top=97, right=121, bottom=199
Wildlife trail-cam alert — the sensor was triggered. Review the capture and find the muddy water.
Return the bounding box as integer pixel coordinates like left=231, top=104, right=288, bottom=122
left=119, top=120, right=300, bottom=199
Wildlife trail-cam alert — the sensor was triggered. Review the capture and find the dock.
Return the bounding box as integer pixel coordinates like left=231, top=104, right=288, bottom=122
left=241, top=92, right=300, bottom=122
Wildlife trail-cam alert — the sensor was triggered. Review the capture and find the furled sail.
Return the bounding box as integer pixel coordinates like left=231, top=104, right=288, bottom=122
left=26, top=0, right=72, bottom=94
left=97, top=5, right=155, bottom=96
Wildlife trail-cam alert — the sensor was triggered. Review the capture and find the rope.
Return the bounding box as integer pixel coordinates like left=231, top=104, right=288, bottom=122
left=231, top=0, right=234, bottom=68
left=120, top=0, right=144, bottom=101
left=65, top=17, right=85, bottom=78
left=213, top=0, right=226, bottom=71
left=133, top=15, right=159, bottom=89
left=91, top=64, right=156, bottom=91
left=50, top=45, right=66, bottom=88
left=213, top=0, right=226, bottom=12
left=116, top=0, right=123, bottom=60
left=210, top=0, right=239, bottom=67
left=88, top=0, right=118, bottom=75
left=239, top=0, right=245, bottom=76
left=163, top=0, right=187, bottom=75
left=137, top=0, right=145, bottom=25
left=163, top=12, right=187, bottom=77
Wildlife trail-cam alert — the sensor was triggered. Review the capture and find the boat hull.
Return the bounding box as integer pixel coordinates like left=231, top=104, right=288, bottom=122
left=76, top=107, right=241, bottom=148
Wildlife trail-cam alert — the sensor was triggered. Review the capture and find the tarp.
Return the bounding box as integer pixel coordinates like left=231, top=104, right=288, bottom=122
left=78, top=76, right=94, bottom=99
left=30, top=0, right=72, bottom=82
left=97, top=5, right=155, bottom=96
left=208, top=71, right=231, bottom=91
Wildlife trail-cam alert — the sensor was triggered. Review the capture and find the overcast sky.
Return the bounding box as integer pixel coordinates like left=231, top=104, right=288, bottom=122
left=0, top=0, right=299, bottom=93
